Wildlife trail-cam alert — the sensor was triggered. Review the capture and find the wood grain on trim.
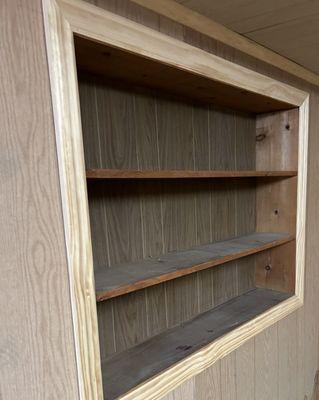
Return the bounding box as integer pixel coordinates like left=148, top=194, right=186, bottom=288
left=58, top=0, right=307, bottom=107
left=86, top=169, right=297, bottom=180
left=42, top=0, right=103, bottom=398
left=131, top=0, right=319, bottom=88
left=95, top=233, right=293, bottom=301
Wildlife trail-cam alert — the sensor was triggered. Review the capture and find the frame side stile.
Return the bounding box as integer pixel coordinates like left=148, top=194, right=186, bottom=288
left=296, top=96, right=310, bottom=303
left=42, top=0, right=103, bottom=399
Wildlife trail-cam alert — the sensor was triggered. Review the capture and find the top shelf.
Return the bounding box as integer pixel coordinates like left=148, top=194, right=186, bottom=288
left=86, top=169, right=297, bottom=180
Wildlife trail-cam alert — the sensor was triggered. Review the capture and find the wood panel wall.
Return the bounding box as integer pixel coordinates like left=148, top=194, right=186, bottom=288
left=1, top=0, right=319, bottom=399
left=0, top=1, right=79, bottom=399
left=78, top=74, right=256, bottom=358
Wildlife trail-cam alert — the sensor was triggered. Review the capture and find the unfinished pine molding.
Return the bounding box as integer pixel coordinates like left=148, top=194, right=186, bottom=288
left=132, top=0, right=319, bottom=88
left=42, top=0, right=309, bottom=399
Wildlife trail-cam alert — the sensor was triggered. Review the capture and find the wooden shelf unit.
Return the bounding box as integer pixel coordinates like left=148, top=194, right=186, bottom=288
left=95, top=232, right=293, bottom=301
left=86, top=168, right=297, bottom=180
left=44, top=1, right=308, bottom=398
left=77, top=45, right=300, bottom=396
left=67, top=17, right=304, bottom=400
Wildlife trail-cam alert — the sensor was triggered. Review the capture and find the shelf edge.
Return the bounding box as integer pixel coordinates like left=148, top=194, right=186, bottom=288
left=96, top=234, right=294, bottom=302
left=86, top=169, right=298, bottom=180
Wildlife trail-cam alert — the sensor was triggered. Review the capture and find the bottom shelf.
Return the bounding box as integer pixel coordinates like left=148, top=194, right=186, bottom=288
left=102, top=288, right=291, bottom=399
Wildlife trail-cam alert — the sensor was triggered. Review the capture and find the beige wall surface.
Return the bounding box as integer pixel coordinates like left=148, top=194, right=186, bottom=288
left=1, top=0, right=319, bottom=399
left=0, top=0, right=79, bottom=399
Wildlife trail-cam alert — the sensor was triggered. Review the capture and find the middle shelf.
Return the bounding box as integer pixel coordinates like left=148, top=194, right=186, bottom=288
left=95, top=232, right=293, bottom=301
left=86, top=169, right=297, bottom=180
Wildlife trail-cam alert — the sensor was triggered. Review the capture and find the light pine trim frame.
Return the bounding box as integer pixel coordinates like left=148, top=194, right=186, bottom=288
left=42, top=0, right=309, bottom=399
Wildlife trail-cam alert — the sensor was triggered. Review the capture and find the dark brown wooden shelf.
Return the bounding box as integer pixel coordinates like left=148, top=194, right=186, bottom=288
left=95, top=232, right=293, bottom=302
left=101, top=288, right=291, bottom=400
left=86, top=169, right=297, bottom=180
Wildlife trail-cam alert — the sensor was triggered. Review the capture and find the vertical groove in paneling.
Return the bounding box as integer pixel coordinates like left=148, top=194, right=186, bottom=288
left=194, top=362, right=222, bottom=400
left=193, top=104, right=214, bottom=313
left=278, top=312, right=298, bottom=400
left=221, top=353, right=237, bottom=400
left=296, top=307, right=306, bottom=399
left=157, top=95, right=198, bottom=327
left=235, top=112, right=256, bottom=297
left=157, top=5, right=199, bottom=329
left=97, top=300, right=116, bottom=359
left=112, top=290, right=148, bottom=353
left=78, top=77, right=101, bottom=168
left=96, top=84, right=138, bottom=170
left=209, top=107, right=236, bottom=171
left=235, top=340, right=255, bottom=400
left=209, top=107, right=238, bottom=305
left=254, top=324, right=279, bottom=400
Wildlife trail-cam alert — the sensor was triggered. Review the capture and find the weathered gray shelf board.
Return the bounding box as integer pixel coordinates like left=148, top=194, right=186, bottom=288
left=102, top=288, right=291, bottom=400
left=95, top=232, right=293, bottom=301
left=86, top=168, right=297, bottom=179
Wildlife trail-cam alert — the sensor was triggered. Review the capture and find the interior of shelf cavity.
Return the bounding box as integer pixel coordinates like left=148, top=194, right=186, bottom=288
left=75, top=35, right=299, bottom=400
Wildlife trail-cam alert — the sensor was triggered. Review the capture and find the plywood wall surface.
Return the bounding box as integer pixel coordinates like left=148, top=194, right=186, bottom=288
left=0, top=0, right=79, bottom=399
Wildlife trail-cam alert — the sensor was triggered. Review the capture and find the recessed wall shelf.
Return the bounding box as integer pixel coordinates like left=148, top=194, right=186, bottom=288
left=95, top=232, right=293, bottom=301
left=43, top=1, right=308, bottom=398
left=76, top=31, right=303, bottom=398
left=86, top=169, right=297, bottom=180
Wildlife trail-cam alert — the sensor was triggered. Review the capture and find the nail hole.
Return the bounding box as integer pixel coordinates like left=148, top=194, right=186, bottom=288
left=274, top=209, right=279, bottom=215
left=265, top=264, right=272, bottom=271
left=176, top=345, right=192, bottom=351
left=256, top=133, right=266, bottom=142
left=285, top=124, right=290, bottom=130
